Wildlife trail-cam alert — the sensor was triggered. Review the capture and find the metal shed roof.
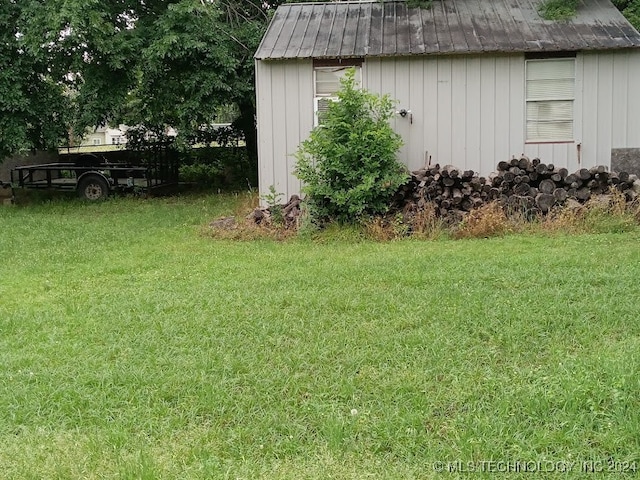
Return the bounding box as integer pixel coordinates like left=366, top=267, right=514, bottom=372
left=255, top=0, right=640, bottom=60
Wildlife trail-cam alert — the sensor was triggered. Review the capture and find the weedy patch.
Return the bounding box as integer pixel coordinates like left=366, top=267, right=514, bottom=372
left=210, top=190, right=640, bottom=242
left=206, top=191, right=298, bottom=241
left=542, top=191, right=638, bottom=235
left=454, top=201, right=515, bottom=239
left=205, top=216, right=297, bottom=241
left=363, top=213, right=410, bottom=241
left=403, top=202, right=448, bottom=239
left=363, top=203, right=447, bottom=241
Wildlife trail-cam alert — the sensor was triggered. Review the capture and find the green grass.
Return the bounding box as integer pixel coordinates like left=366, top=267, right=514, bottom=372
left=1, top=193, right=639, bottom=478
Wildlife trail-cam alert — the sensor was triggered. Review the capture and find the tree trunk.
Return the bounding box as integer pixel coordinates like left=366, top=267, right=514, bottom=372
left=236, top=100, right=258, bottom=168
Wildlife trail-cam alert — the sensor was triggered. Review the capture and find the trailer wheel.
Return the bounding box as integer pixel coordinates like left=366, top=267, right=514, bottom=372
left=77, top=174, right=109, bottom=201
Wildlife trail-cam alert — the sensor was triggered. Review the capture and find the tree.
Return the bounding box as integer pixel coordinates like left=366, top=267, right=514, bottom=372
left=123, top=0, right=268, bottom=159
left=59, top=0, right=278, bottom=161
left=0, top=1, right=70, bottom=159
left=1, top=0, right=280, bottom=162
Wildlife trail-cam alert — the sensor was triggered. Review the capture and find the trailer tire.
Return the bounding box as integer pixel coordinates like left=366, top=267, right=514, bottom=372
left=77, top=174, right=109, bottom=201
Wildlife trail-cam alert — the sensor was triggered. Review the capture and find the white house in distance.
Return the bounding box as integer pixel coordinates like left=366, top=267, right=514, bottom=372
left=254, top=0, right=640, bottom=200
left=73, top=125, right=179, bottom=152
left=82, top=125, right=129, bottom=147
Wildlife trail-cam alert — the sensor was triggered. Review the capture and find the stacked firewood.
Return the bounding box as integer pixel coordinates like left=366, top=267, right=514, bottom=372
left=241, top=159, right=639, bottom=228
left=397, top=158, right=639, bottom=219
left=489, top=158, right=637, bottom=213
left=397, top=165, right=487, bottom=220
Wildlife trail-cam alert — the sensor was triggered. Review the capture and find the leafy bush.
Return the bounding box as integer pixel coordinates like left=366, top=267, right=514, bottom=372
left=261, top=185, right=285, bottom=226
left=179, top=162, right=225, bottom=187
left=294, top=69, right=408, bottom=223
left=179, top=147, right=256, bottom=190
left=538, top=0, right=579, bottom=20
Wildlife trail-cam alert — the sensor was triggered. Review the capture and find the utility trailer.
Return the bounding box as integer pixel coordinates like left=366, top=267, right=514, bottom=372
left=11, top=152, right=179, bottom=200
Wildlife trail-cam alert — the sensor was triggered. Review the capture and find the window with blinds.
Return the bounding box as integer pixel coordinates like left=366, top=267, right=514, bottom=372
left=525, top=58, right=575, bottom=142
left=314, top=66, right=360, bottom=126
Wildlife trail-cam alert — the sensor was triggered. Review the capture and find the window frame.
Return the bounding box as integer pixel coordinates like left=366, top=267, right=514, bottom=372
left=313, top=59, right=363, bottom=126
left=524, top=54, right=576, bottom=144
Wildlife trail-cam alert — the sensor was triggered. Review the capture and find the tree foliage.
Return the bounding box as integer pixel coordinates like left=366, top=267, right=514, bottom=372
left=295, top=70, right=408, bottom=223
left=539, top=0, right=640, bottom=29
left=538, top=0, right=579, bottom=20
left=1, top=0, right=279, bottom=161
left=614, top=0, right=640, bottom=30
left=0, top=2, right=69, bottom=159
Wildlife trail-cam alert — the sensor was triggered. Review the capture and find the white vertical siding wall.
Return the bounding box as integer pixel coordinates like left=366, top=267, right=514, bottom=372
left=364, top=54, right=526, bottom=174
left=256, top=50, right=640, bottom=200
left=256, top=59, right=313, bottom=199
left=578, top=51, right=640, bottom=168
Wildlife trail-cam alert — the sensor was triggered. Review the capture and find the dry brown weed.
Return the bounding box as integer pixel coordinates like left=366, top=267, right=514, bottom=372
left=454, top=202, right=513, bottom=239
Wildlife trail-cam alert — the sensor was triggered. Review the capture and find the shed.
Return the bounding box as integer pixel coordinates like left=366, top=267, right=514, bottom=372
left=255, top=0, right=640, bottom=200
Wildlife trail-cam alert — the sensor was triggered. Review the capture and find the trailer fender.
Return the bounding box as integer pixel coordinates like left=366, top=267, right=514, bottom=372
left=76, top=170, right=110, bottom=186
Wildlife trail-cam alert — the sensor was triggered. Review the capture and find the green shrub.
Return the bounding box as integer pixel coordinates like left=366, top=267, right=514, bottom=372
left=179, top=147, right=256, bottom=190
left=261, top=185, right=284, bottom=226
left=538, top=0, right=578, bottom=20
left=294, top=69, right=408, bottom=223
left=179, top=162, right=225, bottom=187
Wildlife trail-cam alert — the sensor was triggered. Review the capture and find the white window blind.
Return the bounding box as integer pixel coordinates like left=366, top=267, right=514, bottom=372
left=525, top=58, right=575, bottom=142
left=313, top=66, right=360, bottom=126
left=314, top=96, right=337, bottom=125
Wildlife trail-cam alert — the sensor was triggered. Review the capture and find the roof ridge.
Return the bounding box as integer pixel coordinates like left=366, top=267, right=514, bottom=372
left=282, top=0, right=401, bottom=5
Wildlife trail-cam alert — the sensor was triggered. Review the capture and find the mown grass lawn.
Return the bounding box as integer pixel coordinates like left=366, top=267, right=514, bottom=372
left=1, top=193, right=639, bottom=479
